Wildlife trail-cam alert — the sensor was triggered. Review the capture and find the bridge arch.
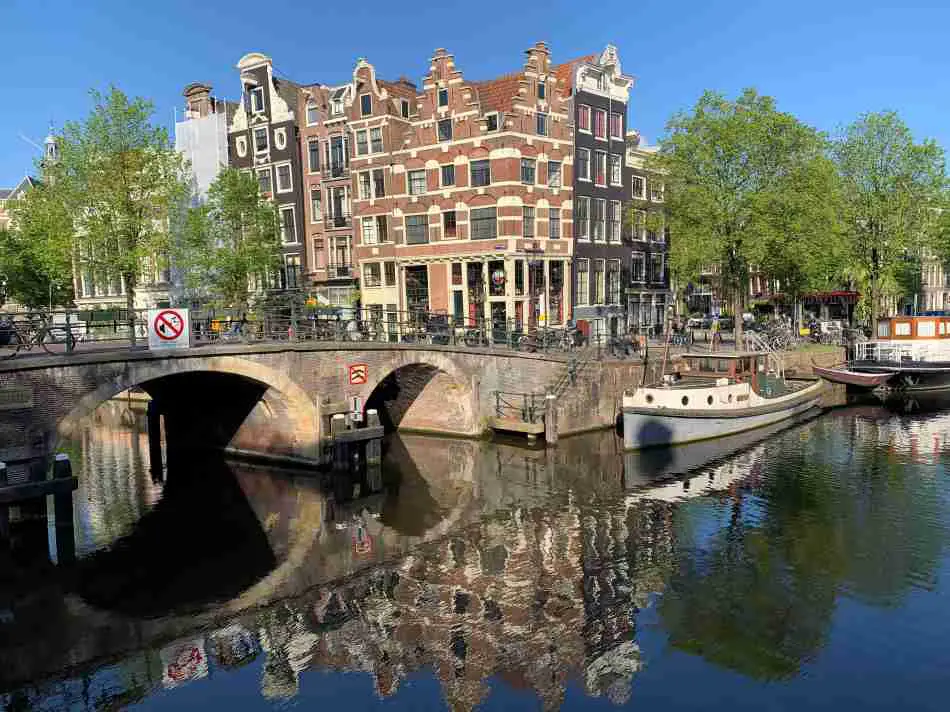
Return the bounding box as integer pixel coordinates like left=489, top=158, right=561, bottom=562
left=363, top=352, right=479, bottom=436
left=57, top=355, right=321, bottom=463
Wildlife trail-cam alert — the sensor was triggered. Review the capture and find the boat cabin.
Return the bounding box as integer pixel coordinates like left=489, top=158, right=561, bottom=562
left=876, top=316, right=950, bottom=341
left=678, top=352, right=768, bottom=382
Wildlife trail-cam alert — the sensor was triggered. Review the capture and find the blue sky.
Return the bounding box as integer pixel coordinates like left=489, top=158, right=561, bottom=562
left=2, top=0, right=948, bottom=186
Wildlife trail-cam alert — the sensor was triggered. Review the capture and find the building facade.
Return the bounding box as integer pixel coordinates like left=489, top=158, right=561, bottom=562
left=227, top=53, right=307, bottom=289
left=570, top=46, right=634, bottom=339
left=349, top=43, right=580, bottom=333
left=0, top=175, right=38, bottom=232
left=175, top=83, right=234, bottom=204
left=624, top=133, right=670, bottom=332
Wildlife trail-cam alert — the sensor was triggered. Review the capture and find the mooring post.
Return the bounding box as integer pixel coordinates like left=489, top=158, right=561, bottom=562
left=52, top=454, right=76, bottom=564
left=146, top=399, right=165, bottom=483
left=544, top=393, right=558, bottom=446
left=331, top=414, right=348, bottom=471
left=365, top=409, right=382, bottom=466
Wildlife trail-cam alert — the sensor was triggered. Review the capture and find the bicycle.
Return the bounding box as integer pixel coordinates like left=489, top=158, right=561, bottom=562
left=0, top=312, right=77, bottom=359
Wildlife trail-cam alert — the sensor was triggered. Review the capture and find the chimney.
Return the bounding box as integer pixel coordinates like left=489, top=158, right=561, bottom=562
left=183, top=82, right=214, bottom=118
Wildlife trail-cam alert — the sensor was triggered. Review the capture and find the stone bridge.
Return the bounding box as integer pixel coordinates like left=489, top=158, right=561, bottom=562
left=0, top=342, right=644, bottom=467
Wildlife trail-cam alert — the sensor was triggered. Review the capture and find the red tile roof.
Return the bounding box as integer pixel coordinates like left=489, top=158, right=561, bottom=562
left=471, top=55, right=596, bottom=113
left=553, top=54, right=596, bottom=92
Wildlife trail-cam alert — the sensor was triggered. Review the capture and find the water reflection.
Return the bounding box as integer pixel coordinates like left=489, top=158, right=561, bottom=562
left=2, top=402, right=950, bottom=710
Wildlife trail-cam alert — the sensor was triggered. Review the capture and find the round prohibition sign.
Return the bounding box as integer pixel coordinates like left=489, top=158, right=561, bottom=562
left=154, top=310, right=185, bottom=341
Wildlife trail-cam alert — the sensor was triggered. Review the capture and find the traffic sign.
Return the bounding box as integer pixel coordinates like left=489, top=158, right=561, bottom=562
left=348, top=363, right=368, bottom=385
left=148, top=308, right=191, bottom=350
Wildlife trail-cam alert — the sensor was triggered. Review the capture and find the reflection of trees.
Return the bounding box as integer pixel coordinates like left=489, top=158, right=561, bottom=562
left=660, top=421, right=946, bottom=679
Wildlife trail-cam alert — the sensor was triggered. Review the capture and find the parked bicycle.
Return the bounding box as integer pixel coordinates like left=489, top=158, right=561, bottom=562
left=0, top=311, right=77, bottom=359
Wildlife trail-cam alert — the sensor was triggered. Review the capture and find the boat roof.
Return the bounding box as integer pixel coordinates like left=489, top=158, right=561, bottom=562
left=681, top=351, right=766, bottom=359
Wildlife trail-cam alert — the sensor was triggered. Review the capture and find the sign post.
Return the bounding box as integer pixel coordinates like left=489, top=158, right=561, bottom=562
left=147, top=308, right=191, bottom=350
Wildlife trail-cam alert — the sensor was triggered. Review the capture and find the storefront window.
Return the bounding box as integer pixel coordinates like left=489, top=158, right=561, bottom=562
left=489, top=260, right=505, bottom=297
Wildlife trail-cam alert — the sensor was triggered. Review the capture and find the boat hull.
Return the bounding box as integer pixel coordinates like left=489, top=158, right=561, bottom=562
left=813, top=365, right=893, bottom=389
left=850, top=361, right=950, bottom=393
left=622, top=392, right=822, bottom=450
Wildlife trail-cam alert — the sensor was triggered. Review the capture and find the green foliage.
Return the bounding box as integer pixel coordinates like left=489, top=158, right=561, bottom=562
left=175, top=168, right=281, bottom=309
left=653, top=89, right=841, bottom=335
left=1, top=184, right=75, bottom=308
left=40, top=86, right=188, bottom=323
left=833, top=111, right=946, bottom=320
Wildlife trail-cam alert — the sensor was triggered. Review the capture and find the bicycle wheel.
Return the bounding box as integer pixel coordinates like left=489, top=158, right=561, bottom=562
left=40, top=326, right=77, bottom=355
left=0, top=328, right=23, bottom=359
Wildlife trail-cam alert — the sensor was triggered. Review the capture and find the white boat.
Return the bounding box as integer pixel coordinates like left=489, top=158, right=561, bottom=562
left=621, top=352, right=824, bottom=450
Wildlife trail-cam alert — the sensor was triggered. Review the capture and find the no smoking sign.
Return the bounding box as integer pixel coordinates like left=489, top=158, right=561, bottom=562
left=147, top=308, right=191, bottom=350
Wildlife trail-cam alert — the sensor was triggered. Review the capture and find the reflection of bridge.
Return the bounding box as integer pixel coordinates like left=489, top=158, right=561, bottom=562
left=0, top=342, right=643, bottom=468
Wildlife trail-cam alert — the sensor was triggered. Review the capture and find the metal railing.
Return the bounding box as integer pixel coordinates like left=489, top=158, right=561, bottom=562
left=494, top=391, right=543, bottom=423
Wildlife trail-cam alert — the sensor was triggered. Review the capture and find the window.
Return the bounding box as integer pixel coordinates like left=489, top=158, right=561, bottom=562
left=405, top=214, right=428, bottom=244
left=594, top=259, right=605, bottom=303
left=250, top=87, right=265, bottom=114
left=358, top=172, right=371, bottom=200
left=443, top=210, right=457, bottom=238
left=257, top=168, right=272, bottom=194
left=522, top=207, right=535, bottom=237
left=593, top=109, right=606, bottom=139
left=308, top=140, right=320, bottom=172
left=370, top=127, right=383, bottom=153
left=452, top=263, right=463, bottom=286
left=438, top=118, right=452, bottom=142
left=607, top=260, right=621, bottom=304
left=631, top=252, right=645, bottom=281
left=651, top=181, right=664, bottom=202
left=401, top=99, right=410, bottom=118
left=471, top=159, right=491, bottom=187
left=360, top=94, right=372, bottom=116
left=631, top=175, right=645, bottom=199
left=355, top=130, right=368, bottom=156
left=577, top=148, right=590, bottom=181
left=578, top=105, right=591, bottom=132
left=549, top=207, right=560, bottom=238
left=575, top=259, right=589, bottom=306
left=470, top=207, right=497, bottom=240
left=330, top=136, right=346, bottom=175
left=608, top=154, right=622, bottom=185
left=609, top=112, right=623, bottom=139
left=594, top=151, right=607, bottom=185
left=521, top=158, right=536, bottom=184
left=306, top=102, right=319, bottom=125
left=364, top=262, right=381, bottom=287
left=575, top=196, right=590, bottom=239
left=253, top=127, right=268, bottom=153
left=385, top=261, right=396, bottom=286
left=608, top=200, right=621, bottom=242
left=376, top=215, right=389, bottom=242
left=441, top=164, right=455, bottom=186
left=372, top=169, right=385, bottom=197
left=310, top=188, right=322, bottom=222
left=538, top=80, right=546, bottom=99
left=408, top=170, right=426, bottom=195
left=547, top=161, right=562, bottom=188
left=274, top=128, right=286, bottom=150
left=280, top=206, right=297, bottom=244
left=285, top=254, right=300, bottom=289
left=486, top=113, right=499, bottom=131
left=592, top=198, right=605, bottom=241
left=236, top=136, right=247, bottom=157
left=276, top=164, right=292, bottom=192
left=650, top=253, right=664, bottom=283
left=536, top=113, right=548, bottom=136
left=438, top=88, right=448, bottom=107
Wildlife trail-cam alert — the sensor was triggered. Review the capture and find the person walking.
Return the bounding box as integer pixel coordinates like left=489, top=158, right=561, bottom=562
left=711, top=317, right=721, bottom=352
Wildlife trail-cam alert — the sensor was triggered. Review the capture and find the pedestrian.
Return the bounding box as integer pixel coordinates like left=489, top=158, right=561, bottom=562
left=711, top=317, right=721, bottom=352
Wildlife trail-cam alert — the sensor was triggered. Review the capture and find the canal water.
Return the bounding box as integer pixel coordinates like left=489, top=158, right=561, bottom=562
left=2, top=400, right=950, bottom=710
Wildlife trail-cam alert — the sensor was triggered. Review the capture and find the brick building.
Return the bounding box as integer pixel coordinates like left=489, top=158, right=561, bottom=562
left=227, top=53, right=306, bottom=289
left=349, top=43, right=582, bottom=332
left=569, top=46, right=634, bottom=339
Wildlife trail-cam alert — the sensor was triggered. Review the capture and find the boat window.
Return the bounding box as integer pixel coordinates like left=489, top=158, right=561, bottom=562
left=718, top=359, right=729, bottom=372
left=918, top=320, right=936, bottom=337
left=941, top=322, right=947, bottom=336
left=681, top=396, right=689, bottom=406
left=878, top=321, right=890, bottom=338
left=707, top=395, right=714, bottom=405
left=895, top=322, right=911, bottom=337
left=645, top=394, right=653, bottom=404
left=728, top=393, right=733, bottom=403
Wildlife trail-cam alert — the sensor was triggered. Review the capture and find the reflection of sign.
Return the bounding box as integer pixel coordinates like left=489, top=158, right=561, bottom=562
left=161, top=638, right=208, bottom=688
left=148, top=308, right=190, bottom=350
left=491, top=269, right=505, bottom=287
left=351, top=395, right=363, bottom=422
left=348, top=363, right=368, bottom=385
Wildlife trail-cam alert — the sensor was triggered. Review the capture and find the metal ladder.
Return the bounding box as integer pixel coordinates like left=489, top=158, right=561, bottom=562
left=743, top=331, right=785, bottom=380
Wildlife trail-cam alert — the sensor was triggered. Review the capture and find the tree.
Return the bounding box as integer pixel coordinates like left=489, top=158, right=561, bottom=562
left=654, top=89, right=837, bottom=342
left=1, top=184, right=75, bottom=308
left=40, top=87, right=188, bottom=342
left=175, top=168, right=281, bottom=309
left=833, top=112, right=946, bottom=322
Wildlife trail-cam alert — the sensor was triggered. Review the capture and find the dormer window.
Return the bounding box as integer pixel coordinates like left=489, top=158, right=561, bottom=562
left=360, top=94, right=372, bottom=116
left=250, top=87, right=265, bottom=114
left=330, top=87, right=347, bottom=116
left=438, top=88, right=448, bottom=107
left=538, top=81, right=546, bottom=99
left=485, top=113, right=499, bottom=132
left=306, top=102, right=319, bottom=125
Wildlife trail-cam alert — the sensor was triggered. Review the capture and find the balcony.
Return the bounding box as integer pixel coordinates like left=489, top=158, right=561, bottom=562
left=329, top=264, right=353, bottom=279
left=329, top=163, right=348, bottom=179
left=325, top=212, right=351, bottom=228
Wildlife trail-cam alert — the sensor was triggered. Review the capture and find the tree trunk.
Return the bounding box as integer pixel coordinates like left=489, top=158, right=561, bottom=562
left=733, top=290, right=743, bottom=349
left=126, top=278, right=137, bottom=347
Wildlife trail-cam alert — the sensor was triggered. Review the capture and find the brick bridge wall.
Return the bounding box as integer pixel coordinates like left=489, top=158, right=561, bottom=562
left=0, top=343, right=636, bottom=466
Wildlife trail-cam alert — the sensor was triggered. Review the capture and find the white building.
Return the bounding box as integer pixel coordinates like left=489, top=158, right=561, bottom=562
left=174, top=83, right=234, bottom=203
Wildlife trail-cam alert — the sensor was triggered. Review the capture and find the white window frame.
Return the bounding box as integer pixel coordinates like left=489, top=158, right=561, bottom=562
left=592, top=198, right=606, bottom=242
left=307, top=139, right=320, bottom=173
left=593, top=108, right=607, bottom=141
left=575, top=258, right=590, bottom=306
left=408, top=169, right=426, bottom=196
left=250, top=87, right=265, bottom=114
left=363, top=262, right=382, bottom=287
left=549, top=207, right=560, bottom=238
left=355, top=129, right=368, bottom=156
left=274, top=127, right=287, bottom=150
left=358, top=171, right=372, bottom=200
left=279, top=205, right=298, bottom=245
left=360, top=93, right=372, bottom=117
left=547, top=160, right=562, bottom=188
left=594, top=151, right=607, bottom=187
left=256, top=168, right=272, bottom=194
left=253, top=127, right=269, bottom=154
left=437, top=118, right=452, bottom=142
left=522, top=206, right=535, bottom=238
left=361, top=216, right=379, bottom=245
left=631, top=251, right=645, bottom=282
left=577, top=148, right=591, bottom=182
left=631, top=174, right=645, bottom=199
left=310, top=187, right=322, bottom=223
left=235, top=136, right=247, bottom=158
left=578, top=104, right=591, bottom=133
left=536, top=112, right=548, bottom=136
left=651, top=181, right=665, bottom=202
left=575, top=196, right=590, bottom=240
left=609, top=112, right=623, bottom=140
left=593, top=259, right=606, bottom=303
left=438, top=87, right=449, bottom=107
left=306, top=102, right=319, bottom=126
left=485, top=112, right=500, bottom=132
left=609, top=200, right=621, bottom=243
left=521, top=158, right=536, bottom=185
left=608, top=154, right=622, bottom=186
left=275, top=162, right=293, bottom=193
left=440, top=164, right=455, bottom=187
left=370, top=127, right=383, bottom=154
